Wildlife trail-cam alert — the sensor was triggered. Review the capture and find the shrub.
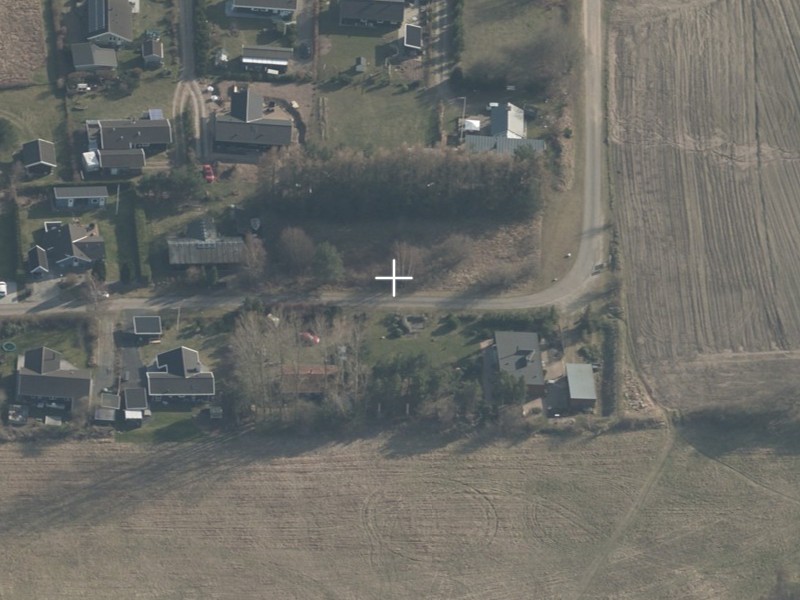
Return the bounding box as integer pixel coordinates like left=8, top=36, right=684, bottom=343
left=133, top=204, right=151, bottom=284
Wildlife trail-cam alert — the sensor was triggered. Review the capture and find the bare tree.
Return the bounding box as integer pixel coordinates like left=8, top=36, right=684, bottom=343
left=237, top=233, right=268, bottom=288
left=278, top=227, right=315, bottom=274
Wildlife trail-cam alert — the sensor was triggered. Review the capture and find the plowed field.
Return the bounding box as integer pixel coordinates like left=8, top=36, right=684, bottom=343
left=0, top=0, right=46, bottom=86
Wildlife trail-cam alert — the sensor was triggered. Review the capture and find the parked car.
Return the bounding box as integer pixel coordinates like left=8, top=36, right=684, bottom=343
left=300, top=330, right=320, bottom=345
left=202, top=164, right=216, bottom=183
left=0, top=281, right=6, bottom=297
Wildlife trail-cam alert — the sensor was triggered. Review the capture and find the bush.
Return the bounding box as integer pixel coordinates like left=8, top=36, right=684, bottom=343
left=133, top=204, right=151, bottom=284
left=0, top=118, right=16, bottom=151
left=312, top=242, right=344, bottom=283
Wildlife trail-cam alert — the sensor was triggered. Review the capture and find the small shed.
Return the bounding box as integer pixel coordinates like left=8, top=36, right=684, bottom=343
left=133, top=315, right=163, bottom=341
left=355, top=56, right=367, bottom=72
left=404, top=24, right=422, bottom=51
left=94, top=407, right=117, bottom=423
left=565, top=363, right=597, bottom=412
left=463, top=118, right=481, bottom=132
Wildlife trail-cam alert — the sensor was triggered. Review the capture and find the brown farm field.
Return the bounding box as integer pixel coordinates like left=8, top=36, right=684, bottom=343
left=0, top=0, right=47, bottom=87
left=4, top=428, right=800, bottom=598
left=609, top=0, right=800, bottom=407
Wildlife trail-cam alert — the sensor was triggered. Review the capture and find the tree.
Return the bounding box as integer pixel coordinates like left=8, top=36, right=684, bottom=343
left=493, top=371, right=527, bottom=406
left=91, top=259, right=107, bottom=282
left=138, top=166, right=204, bottom=205
left=313, top=242, right=344, bottom=283
left=237, top=233, right=267, bottom=288
left=278, top=227, right=315, bottom=273
left=204, top=265, right=218, bottom=287
left=0, top=118, right=17, bottom=151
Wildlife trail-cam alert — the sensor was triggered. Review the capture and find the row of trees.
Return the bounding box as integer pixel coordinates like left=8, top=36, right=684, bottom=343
left=259, top=145, right=542, bottom=220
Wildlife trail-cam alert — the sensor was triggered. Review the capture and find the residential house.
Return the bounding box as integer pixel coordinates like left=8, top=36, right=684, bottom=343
left=146, top=346, right=215, bottom=401
left=565, top=363, right=597, bottom=412
left=71, top=42, right=118, bottom=71
left=133, top=315, right=163, bottom=343
left=212, top=87, right=293, bottom=152
left=27, top=245, right=49, bottom=276
left=16, top=346, right=92, bottom=411
left=226, top=0, right=297, bottom=18
left=464, top=136, right=545, bottom=155
left=404, top=24, right=422, bottom=52
left=53, top=186, right=109, bottom=210
left=94, top=148, right=146, bottom=175
left=492, top=331, right=545, bottom=398
left=167, top=218, right=246, bottom=266
left=91, top=118, right=173, bottom=151
left=241, top=44, right=293, bottom=73
left=141, top=38, right=164, bottom=67
left=339, top=0, right=404, bottom=27
left=87, top=0, right=134, bottom=46
left=36, top=221, right=105, bottom=271
left=490, top=102, right=526, bottom=139
left=20, top=139, right=57, bottom=176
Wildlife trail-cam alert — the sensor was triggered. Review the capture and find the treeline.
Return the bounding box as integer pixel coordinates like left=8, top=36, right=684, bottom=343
left=451, top=0, right=465, bottom=62
left=193, top=0, right=210, bottom=75
left=260, top=146, right=542, bottom=220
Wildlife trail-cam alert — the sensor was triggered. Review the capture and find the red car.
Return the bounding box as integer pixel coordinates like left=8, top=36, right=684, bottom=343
left=202, top=164, right=215, bottom=183
left=300, top=331, right=321, bottom=345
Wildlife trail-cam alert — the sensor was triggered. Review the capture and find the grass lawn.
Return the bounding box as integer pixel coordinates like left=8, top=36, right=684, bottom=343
left=317, top=7, right=433, bottom=149
left=115, top=407, right=208, bottom=443
left=67, top=74, right=177, bottom=122
left=19, top=198, right=122, bottom=282
left=0, top=87, right=64, bottom=162
left=364, top=311, right=484, bottom=369
left=0, top=211, right=16, bottom=280
left=0, top=318, right=90, bottom=378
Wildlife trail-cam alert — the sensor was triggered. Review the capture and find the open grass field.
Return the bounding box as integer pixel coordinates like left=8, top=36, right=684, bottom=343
left=3, top=426, right=800, bottom=598
left=316, top=8, right=434, bottom=148
left=0, top=0, right=47, bottom=87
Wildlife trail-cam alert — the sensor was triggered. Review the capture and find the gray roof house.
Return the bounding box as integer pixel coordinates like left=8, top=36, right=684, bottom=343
left=141, top=38, right=164, bottom=66
left=20, top=139, right=57, bottom=175
left=493, top=331, right=545, bottom=394
left=146, top=346, right=215, bottom=399
left=491, top=102, right=526, bottom=139
left=16, top=347, right=92, bottom=407
left=95, top=148, right=146, bottom=174
left=37, top=221, right=105, bottom=271
left=464, top=136, right=546, bottom=155
left=71, top=42, right=118, bottom=71
left=53, top=185, right=109, bottom=210
left=27, top=245, right=49, bottom=275
left=87, top=0, right=134, bottom=46
left=167, top=218, right=246, bottom=266
left=565, top=363, right=597, bottom=411
left=95, top=118, right=173, bottom=150
left=339, top=0, right=404, bottom=26
left=241, top=44, right=293, bottom=72
left=226, top=0, right=297, bottom=18
left=212, top=87, right=293, bottom=151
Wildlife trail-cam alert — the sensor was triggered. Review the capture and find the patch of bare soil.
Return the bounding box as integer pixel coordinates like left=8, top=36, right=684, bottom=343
left=0, top=0, right=46, bottom=86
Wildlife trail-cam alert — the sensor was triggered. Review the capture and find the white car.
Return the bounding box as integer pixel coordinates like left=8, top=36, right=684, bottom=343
left=0, top=281, right=7, bottom=297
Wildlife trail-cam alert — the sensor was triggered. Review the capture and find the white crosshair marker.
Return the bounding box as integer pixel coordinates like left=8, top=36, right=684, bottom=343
left=374, top=259, right=414, bottom=298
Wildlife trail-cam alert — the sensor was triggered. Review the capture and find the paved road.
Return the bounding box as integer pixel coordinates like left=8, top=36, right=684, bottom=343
left=0, top=0, right=604, bottom=318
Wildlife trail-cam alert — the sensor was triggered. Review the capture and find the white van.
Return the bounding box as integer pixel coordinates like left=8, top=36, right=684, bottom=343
left=0, top=281, right=7, bottom=297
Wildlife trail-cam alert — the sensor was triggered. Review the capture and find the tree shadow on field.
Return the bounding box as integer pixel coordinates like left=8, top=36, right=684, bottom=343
left=678, top=402, right=800, bottom=460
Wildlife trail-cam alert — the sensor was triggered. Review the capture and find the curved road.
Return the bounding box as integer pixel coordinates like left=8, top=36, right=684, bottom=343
left=0, top=0, right=604, bottom=317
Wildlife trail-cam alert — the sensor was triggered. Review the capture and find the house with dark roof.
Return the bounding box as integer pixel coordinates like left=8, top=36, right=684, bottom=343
left=27, top=245, right=49, bottom=276
left=16, top=347, right=92, bottom=411
left=212, top=87, right=293, bottom=152
left=565, top=363, right=597, bottom=412
left=492, top=331, right=545, bottom=397
left=146, top=346, right=215, bottom=401
left=53, top=186, right=109, bottom=210
left=20, top=139, right=57, bottom=176
left=404, top=24, right=422, bottom=52
left=141, top=38, right=164, bottom=67
left=464, top=135, right=545, bottom=155
left=94, top=118, right=173, bottom=151
left=491, top=102, right=526, bottom=139
left=95, top=148, right=146, bottom=175
left=87, top=0, right=134, bottom=46
left=226, top=0, right=296, bottom=18
left=133, top=315, right=163, bottom=342
left=241, top=44, right=293, bottom=73
left=36, top=221, right=105, bottom=271
left=71, top=42, right=118, bottom=71
left=339, top=0, right=404, bottom=27
left=167, top=218, right=246, bottom=266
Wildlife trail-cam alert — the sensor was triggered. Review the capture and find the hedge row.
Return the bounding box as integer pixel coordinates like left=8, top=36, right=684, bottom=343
left=133, top=203, right=151, bottom=284
left=600, top=319, right=623, bottom=416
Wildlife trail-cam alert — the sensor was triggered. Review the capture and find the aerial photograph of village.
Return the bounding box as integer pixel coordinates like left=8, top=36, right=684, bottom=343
left=0, top=0, right=799, bottom=597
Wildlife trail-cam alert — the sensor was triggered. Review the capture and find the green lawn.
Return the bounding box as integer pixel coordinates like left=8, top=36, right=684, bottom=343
left=115, top=408, right=207, bottom=443
left=315, top=7, right=434, bottom=149
left=67, top=75, right=177, bottom=122
left=364, top=311, right=483, bottom=369
left=20, top=198, right=122, bottom=282
left=0, top=87, right=64, bottom=162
